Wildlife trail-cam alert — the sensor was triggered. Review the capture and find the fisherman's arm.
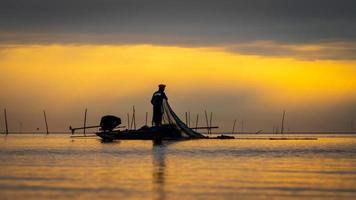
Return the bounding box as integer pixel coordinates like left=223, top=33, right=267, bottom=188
left=163, top=93, right=168, bottom=100
left=151, top=94, right=155, bottom=105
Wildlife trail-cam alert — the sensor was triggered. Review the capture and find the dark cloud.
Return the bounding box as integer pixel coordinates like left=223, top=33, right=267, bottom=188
left=1, top=0, right=356, bottom=59
left=225, top=41, right=356, bottom=60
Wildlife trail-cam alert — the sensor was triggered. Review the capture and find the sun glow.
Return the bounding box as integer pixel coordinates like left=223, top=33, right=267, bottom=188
left=1, top=44, right=355, bottom=107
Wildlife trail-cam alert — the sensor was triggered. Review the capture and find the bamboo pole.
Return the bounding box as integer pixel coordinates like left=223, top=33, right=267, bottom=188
left=195, top=126, right=218, bottom=129
left=70, top=125, right=126, bottom=134
left=209, top=112, right=213, bottom=134
left=43, top=110, right=49, bottom=134
left=204, top=110, right=209, bottom=134
left=127, top=113, right=130, bottom=129
left=185, top=112, right=188, bottom=126
left=130, top=108, right=134, bottom=129
left=0, top=114, right=2, bottom=134
left=130, top=106, right=136, bottom=130
left=232, top=119, right=237, bottom=134
left=195, top=114, right=199, bottom=130
left=188, top=111, right=191, bottom=128
left=133, top=106, right=136, bottom=130
left=83, top=108, right=87, bottom=136
left=4, top=109, right=8, bottom=135
left=281, top=110, right=286, bottom=134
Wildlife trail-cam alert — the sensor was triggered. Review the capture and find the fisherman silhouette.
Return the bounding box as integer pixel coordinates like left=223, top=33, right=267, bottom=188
left=151, top=84, right=168, bottom=126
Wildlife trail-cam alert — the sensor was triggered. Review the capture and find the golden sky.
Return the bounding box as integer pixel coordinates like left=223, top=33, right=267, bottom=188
left=1, top=44, right=356, bottom=132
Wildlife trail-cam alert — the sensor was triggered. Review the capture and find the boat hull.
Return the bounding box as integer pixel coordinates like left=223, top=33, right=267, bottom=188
left=95, top=124, right=204, bottom=141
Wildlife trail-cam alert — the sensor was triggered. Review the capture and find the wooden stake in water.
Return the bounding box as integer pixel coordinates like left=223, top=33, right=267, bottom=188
left=281, top=110, right=286, bottom=134
left=130, top=108, right=134, bottom=129
left=43, top=110, right=49, bottom=134
left=188, top=111, right=191, bottom=128
left=204, top=110, right=209, bottom=134
left=4, top=109, right=8, bottom=135
left=130, top=106, right=136, bottom=130
left=209, top=112, right=213, bottom=134
left=83, top=108, right=87, bottom=136
left=195, top=114, right=199, bottom=130
left=127, top=113, right=130, bottom=129
left=185, top=112, right=188, bottom=126
left=232, top=119, right=237, bottom=134
left=133, top=106, right=136, bottom=130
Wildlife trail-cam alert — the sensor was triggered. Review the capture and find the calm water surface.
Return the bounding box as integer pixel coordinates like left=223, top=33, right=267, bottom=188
left=0, top=134, right=356, bottom=200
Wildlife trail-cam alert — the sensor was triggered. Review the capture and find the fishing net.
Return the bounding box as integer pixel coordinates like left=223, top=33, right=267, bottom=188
left=161, top=99, right=204, bottom=138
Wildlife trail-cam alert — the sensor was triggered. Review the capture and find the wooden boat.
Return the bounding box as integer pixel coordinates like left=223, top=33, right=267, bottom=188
left=96, top=124, right=207, bottom=141
left=70, top=100, right=233, bottom=141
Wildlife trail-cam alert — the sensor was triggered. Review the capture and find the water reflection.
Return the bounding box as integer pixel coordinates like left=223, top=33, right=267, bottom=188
left=1, top=135, right=356, bottom=200
left=152, top=141, right=169, bottom=200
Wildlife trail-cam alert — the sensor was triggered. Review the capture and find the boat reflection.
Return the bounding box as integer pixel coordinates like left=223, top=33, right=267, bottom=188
left=152, top=141, right=171, bottom=200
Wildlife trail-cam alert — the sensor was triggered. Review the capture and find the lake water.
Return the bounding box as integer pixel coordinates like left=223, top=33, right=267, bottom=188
left=0, top=134, right=356, bottom=200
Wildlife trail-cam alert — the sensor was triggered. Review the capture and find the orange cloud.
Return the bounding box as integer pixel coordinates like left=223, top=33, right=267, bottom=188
left=0, top=44, right=355, bottom=108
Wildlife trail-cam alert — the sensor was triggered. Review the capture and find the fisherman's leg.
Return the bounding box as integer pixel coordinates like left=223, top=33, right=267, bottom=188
left=157, top=113, right=163, bottom=126
left=153, top=106, right=161, bottom=126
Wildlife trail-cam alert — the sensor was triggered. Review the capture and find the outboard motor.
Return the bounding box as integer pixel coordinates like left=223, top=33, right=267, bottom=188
left=100, top=115, right=121, bottom=132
